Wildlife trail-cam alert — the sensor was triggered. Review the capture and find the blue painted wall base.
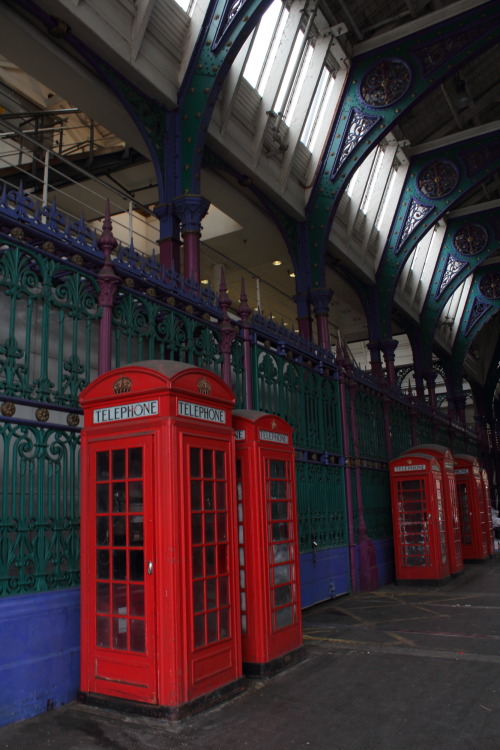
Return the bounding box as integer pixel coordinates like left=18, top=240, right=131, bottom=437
left=0, top=588, right=80, bottom=728
left=299, top=547, right=351, bottom=608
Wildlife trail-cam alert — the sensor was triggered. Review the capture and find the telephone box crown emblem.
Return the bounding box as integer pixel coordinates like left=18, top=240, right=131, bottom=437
left=113, top=375, right=132, bottom=394
left=198, top=376, right=211, bottom=395
left=271, top=419, right=277, bottom=430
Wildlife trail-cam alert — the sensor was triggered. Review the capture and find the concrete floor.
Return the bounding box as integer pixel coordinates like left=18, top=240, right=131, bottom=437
left=2, top=556, right=500, bottom=749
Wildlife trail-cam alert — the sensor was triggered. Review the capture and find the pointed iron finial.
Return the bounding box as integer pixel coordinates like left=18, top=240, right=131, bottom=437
left=98, top=199, right=117, bottom=260
left=238, top=277, right=251, bottom=322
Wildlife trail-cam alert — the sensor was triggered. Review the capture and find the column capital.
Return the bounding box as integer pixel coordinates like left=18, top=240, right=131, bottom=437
left=309, top=287, right=333, bottom=316
left=173, top=194, right=210, bottom=233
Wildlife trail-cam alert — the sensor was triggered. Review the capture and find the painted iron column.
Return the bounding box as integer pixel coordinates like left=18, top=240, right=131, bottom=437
left=97, top=201, right=119, bottom=376
left=174, top=195, right=210, bottom=284
left=310, top=288, right=333, bottom=351
left=238, top=279, right=253, bottom=410
left=380, top=339, right=398, bottom=387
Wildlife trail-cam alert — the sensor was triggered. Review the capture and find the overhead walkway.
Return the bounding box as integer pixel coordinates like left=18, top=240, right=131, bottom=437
left=1, top=555, right=499, bottom=749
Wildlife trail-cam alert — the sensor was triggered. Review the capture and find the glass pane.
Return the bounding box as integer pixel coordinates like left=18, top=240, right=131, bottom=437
left=271, top=501, right=288, bottom=519
left=217, top=513, right=227, bottom=541
left=204, top=482, right=214, bottom=510
left=112, top=582, right=127, bottom=614
left=96, top=517, right=109, bottom=545
left=205, top=513, right=215, bottom=543
left=192, top=547, right=204, bottom=577
left=96, top=485, right=109, bottom=513
left=241, top=613, right=247, bottom=635
left=191, top=480, right=202, bottom=510
left=129, top=481, right=143, bottom=512
left=128, top=447, right=143, bottom=478
left=97, top=550, right=109, bottom=579
left=207, top=611, right=218, bottom=643
left=130, top=585, right=144, bottom=617
left=206, top=578, right=217, bottom=608
left=112, top=516, right=126, bottom=546
left=113, top=618, right=128, bottom=649
left=215, top=451, right=225, bottom=479
left=270, top=460, right=286, bottom=478
left=113, top=550, right=127, bottom=580
left=206, top=546, right=216, bottom=576
left=270, top=480, right=287, bottom=499
left=220, top=608, right=230, bottom=640
left=129, top=516, right=143, bottom=546
left=272, top=523, right=290, bottom=541
left=217, top=544, right=227, bottom=574
left=192, top=514, right=203, bottom=545
left=112, top=483, right=126, bottom=512
left=216, top=482, right=226, bottom=510
left=219, top=576, right=229, bottom=607
left=194, top=614, right=205, bottom=648
left=96, top=616, right=110, bottom=648
left=203, top=449, right=213, bottom=478
left=112, top=450, right=126, bottom=479
left=129, top=550, right=144, bottom=581
left=275, top=584, right=292, bottom=607
left=193, top=580, right=205, bottom=612
left=276, top=606, right=293, bottom=629
left=130, top=619, right=145, bottom=653
left=96, top=452, right=109, bottom=481
left=273, top=543, right=290, bottom=563
left=96, top=582, right=110, bottom=613
left=190, top=447, right=200, bottom=477
left=274, top=564, right=291, bottom=584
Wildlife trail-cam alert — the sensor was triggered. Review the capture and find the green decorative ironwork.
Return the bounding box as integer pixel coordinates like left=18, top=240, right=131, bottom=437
left=112, top=294, right=222, bottom=374
left=389, top=404, right=413, bottom=457
left=0, top=422, right=80, bottom=595
left=416, top=415, right=434, bottom=444
left=355, top=390, right=387, bottom=461
left=359, top=469, right=392, bottom=540
left=253, top=348, right=341, bottom=454
left=0, top=242, right=100, bottom=406
left=295, top=461, right=347, bottom=551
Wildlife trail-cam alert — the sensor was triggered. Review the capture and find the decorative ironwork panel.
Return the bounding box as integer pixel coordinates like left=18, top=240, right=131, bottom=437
left=436, top=422, right=450, bottom=448
left=453, top=223, right=488, bottom=256
left=465, top=297, right=491, bottom=336
left=479, top=272, right=500, bottom=300
left=436, top=254, right=468, bottom=299
left=389, top=404, right=413, bottom=457
left=355, top=390, right=387, bottom=461
left=359, top=59, right=411, bottom=108
left=0, top=242, right=100, bottom=406
left=295, top=461, right=347, bottom=552
left=0, top=421, right=80, bottom=595
left=230, top=337, right=245, bottom=409
left=112, top=294, right=222, bottom=374
left=330, top=108, right=380, bottom=179
left=416, top=415, right=434, bottom=444
left=254, top=349, right=340, bottom=454
left=359, top=469, right=392, bottom=540
left=395, top=198, right=433, bottom=254
left=416, top=160, right=459, bottom=199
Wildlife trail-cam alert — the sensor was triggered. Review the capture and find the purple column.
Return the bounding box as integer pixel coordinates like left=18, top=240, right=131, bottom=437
left=424, top=370, right=438, bottom=409
left=218, top=268, right=235, bottom=388
left=380, top=338, right=398, bottom=387
left=337, top=365, right=358, bottom=593
left=238, top=278, right=253, bottom=409
left=293, top=292, right=313, bottom=341
left=347, top=372, right=380, bottom=592
left=97, top=201, right=119, bottom=376
left=154, top=203, right=181, bottom=271
left=367, top=341, right=384, bottom=381
left=310, top=288, right=333, bottom=350
left=174, top=194, right=210, bottom=284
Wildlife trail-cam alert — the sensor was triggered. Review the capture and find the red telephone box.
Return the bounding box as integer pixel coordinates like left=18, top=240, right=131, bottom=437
left=481, top=468, right=494, bottom=556
left=401, top=445, right=463, bottom=575
left=390, top=454, right=450, bottom=583
left=232, top=410, right=303, bottom=675
left=454, top=454, right=489, bottom=561
left=79, top=360, right=243, bottom=719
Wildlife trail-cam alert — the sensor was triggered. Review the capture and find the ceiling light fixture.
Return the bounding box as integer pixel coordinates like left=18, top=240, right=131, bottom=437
left=272, top=260, right=282, bottom=266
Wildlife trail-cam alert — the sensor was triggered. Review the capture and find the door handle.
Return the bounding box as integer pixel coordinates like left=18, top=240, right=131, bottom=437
left=147, top=561, right=153, bottom=575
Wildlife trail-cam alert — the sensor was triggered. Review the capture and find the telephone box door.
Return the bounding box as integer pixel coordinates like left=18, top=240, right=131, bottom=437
left=183, top=434, right=240, bottom=700
left=84, top=435, right=157, bottom=703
